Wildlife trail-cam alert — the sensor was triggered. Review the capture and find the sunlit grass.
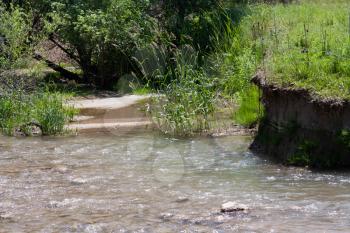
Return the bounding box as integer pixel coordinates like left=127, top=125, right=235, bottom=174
left=234, top=85, right=263, bottom=127
left=0, top=91, right=77, bottom=136
left=240, top=1, right=350, bottom=100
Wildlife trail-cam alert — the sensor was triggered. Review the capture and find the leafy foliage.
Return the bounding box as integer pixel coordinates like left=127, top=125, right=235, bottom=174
left=0, top=3, right=32, bottom=69
left=157, top=0, right=222, bottom=46
left=47, top=0, right=154, bottom=88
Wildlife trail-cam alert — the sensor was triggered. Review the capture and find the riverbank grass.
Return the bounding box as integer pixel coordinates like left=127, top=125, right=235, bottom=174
left=234, top=85, right=262, bottom=127
left=243, top=1, right=350, bottom=100
left=0, top=92, right=77, bottom=136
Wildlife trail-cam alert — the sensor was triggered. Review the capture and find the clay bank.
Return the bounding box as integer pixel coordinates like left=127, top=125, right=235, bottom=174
left=252, top=72, right=350, bottom=169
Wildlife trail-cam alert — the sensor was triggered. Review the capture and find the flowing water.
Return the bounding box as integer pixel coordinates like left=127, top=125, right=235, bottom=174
left=0, top=132, right=350, bottom=232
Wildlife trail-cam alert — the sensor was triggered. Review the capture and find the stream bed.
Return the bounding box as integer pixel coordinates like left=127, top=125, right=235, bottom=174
left=0, top=132, right=350, bottom=232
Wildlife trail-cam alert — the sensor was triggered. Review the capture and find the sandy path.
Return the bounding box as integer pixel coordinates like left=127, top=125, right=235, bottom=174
left=66, top=95, right=154, bottom=133
left=67, top=95, right=151, bottom=110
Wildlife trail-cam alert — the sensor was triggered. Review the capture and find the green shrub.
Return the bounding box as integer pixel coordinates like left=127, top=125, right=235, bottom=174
left=287, top=140, right=317, bottom=167
left=0, top=93, right=32, bottom=135
left=0, top=3, right=33, bottom=70
left=34, top=93, right=76, bottom=135
left=0, top=91, right=76, bottom=136
left=337, top=129, right=350, bottom=150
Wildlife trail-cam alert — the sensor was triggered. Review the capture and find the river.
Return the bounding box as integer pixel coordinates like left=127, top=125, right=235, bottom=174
left=0, top=132, right=350, bottom=232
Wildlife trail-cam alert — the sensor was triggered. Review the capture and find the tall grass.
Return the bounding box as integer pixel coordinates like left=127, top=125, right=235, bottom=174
left=148, top=9, right=265, bottom=136
left=0, top=93, right=31, bottom=135
left=234, top=85, right=263, bottom=127
left=210, top=10, right=260, bottom=97
left=240, top=1, right=350, bottom=100
left=34, top=92, right=77, bottom=135
left=209, top=8, right=264, bottom=126
left=151, top=46, right=217, bottom=136
left=0, top=91, right=76, bottom=136
left=145, top=1, right=350, bottom=136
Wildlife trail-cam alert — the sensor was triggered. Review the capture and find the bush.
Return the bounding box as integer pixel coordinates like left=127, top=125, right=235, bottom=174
left=0, top=94, right=29, bottom=135
left=34, top=92, right=76, bottom=135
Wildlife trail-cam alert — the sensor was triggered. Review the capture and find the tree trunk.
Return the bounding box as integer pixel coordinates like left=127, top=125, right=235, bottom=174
left=33, top=53, right=81, bottom=82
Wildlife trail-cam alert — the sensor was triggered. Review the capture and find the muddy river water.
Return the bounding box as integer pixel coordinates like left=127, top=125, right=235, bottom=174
left=0, top=131, right=350, bottom=232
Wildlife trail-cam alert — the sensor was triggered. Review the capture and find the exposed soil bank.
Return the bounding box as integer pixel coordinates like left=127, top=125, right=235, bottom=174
left=251, top=72, right=350, bottom=169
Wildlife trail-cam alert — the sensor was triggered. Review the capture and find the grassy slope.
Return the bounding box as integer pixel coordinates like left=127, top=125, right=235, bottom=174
left=241, top=0, right=350, bottom=100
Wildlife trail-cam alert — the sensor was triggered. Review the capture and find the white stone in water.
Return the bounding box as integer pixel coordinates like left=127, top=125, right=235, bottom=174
left=53, top=165, right=69, bottom=174
left=0, top=212, right=13, bottom=220
left=70, top=177, right=87, bottom=185
left=221, top=201, right=248, bottom=213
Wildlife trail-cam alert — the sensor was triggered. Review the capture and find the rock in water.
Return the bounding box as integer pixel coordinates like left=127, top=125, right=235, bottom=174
left=13, top=122, right=42, bottom=137
left=175, top=197, right=189, bottom=203
left=13, top=128, right=26, bottom=137
left=29, top=124, right=42, bottom=136
left=53, top=165, right=69, bottom=174
left=220, top=202, right=248, bottom=213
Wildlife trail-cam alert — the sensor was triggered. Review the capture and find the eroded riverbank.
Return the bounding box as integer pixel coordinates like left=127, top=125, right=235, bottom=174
left=252, top=73, right=350, bottom=168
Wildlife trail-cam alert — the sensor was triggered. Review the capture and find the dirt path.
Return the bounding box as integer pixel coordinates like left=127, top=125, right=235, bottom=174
left=66, top=95, right=154, bottom=133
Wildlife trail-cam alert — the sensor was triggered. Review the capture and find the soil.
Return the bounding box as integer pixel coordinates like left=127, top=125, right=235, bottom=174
left=252, top=72, right=350, bottom=169
left=66, top=95, right=154, bottom=133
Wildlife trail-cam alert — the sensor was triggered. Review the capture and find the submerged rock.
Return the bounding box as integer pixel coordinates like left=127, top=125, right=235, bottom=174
left=220, top=202, right=248, bottom=213
left=13, top=128, right=26, bottom=137
left=52, top=165, right=70, bottom=174
left=175, top=197, right=189, bottom=203
left=13, top=122, right=42, bottom=137
left=0, top=212, right=14, bottom=222
left=159, top=213, right=174, bottom=221
left=28, top=123, right=42, bottom=136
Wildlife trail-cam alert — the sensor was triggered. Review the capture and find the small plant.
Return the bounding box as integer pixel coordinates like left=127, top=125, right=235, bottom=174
left=337, top=129, right=350, bottom=150
left=34, top=92, right=76, bottom=135
left=132, top=86, right=153, bottom=95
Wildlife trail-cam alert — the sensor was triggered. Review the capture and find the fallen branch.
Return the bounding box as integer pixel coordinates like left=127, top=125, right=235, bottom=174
left=48, top=35, right=81, bottom=64
left=33, top=53, right=81, bottom=82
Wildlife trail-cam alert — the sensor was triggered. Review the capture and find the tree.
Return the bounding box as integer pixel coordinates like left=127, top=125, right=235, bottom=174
left=0, top=3, right=32, bottom=69
left=44, top=0, right=154, bottom=88
left=158, top=1, right=220, bottom=32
